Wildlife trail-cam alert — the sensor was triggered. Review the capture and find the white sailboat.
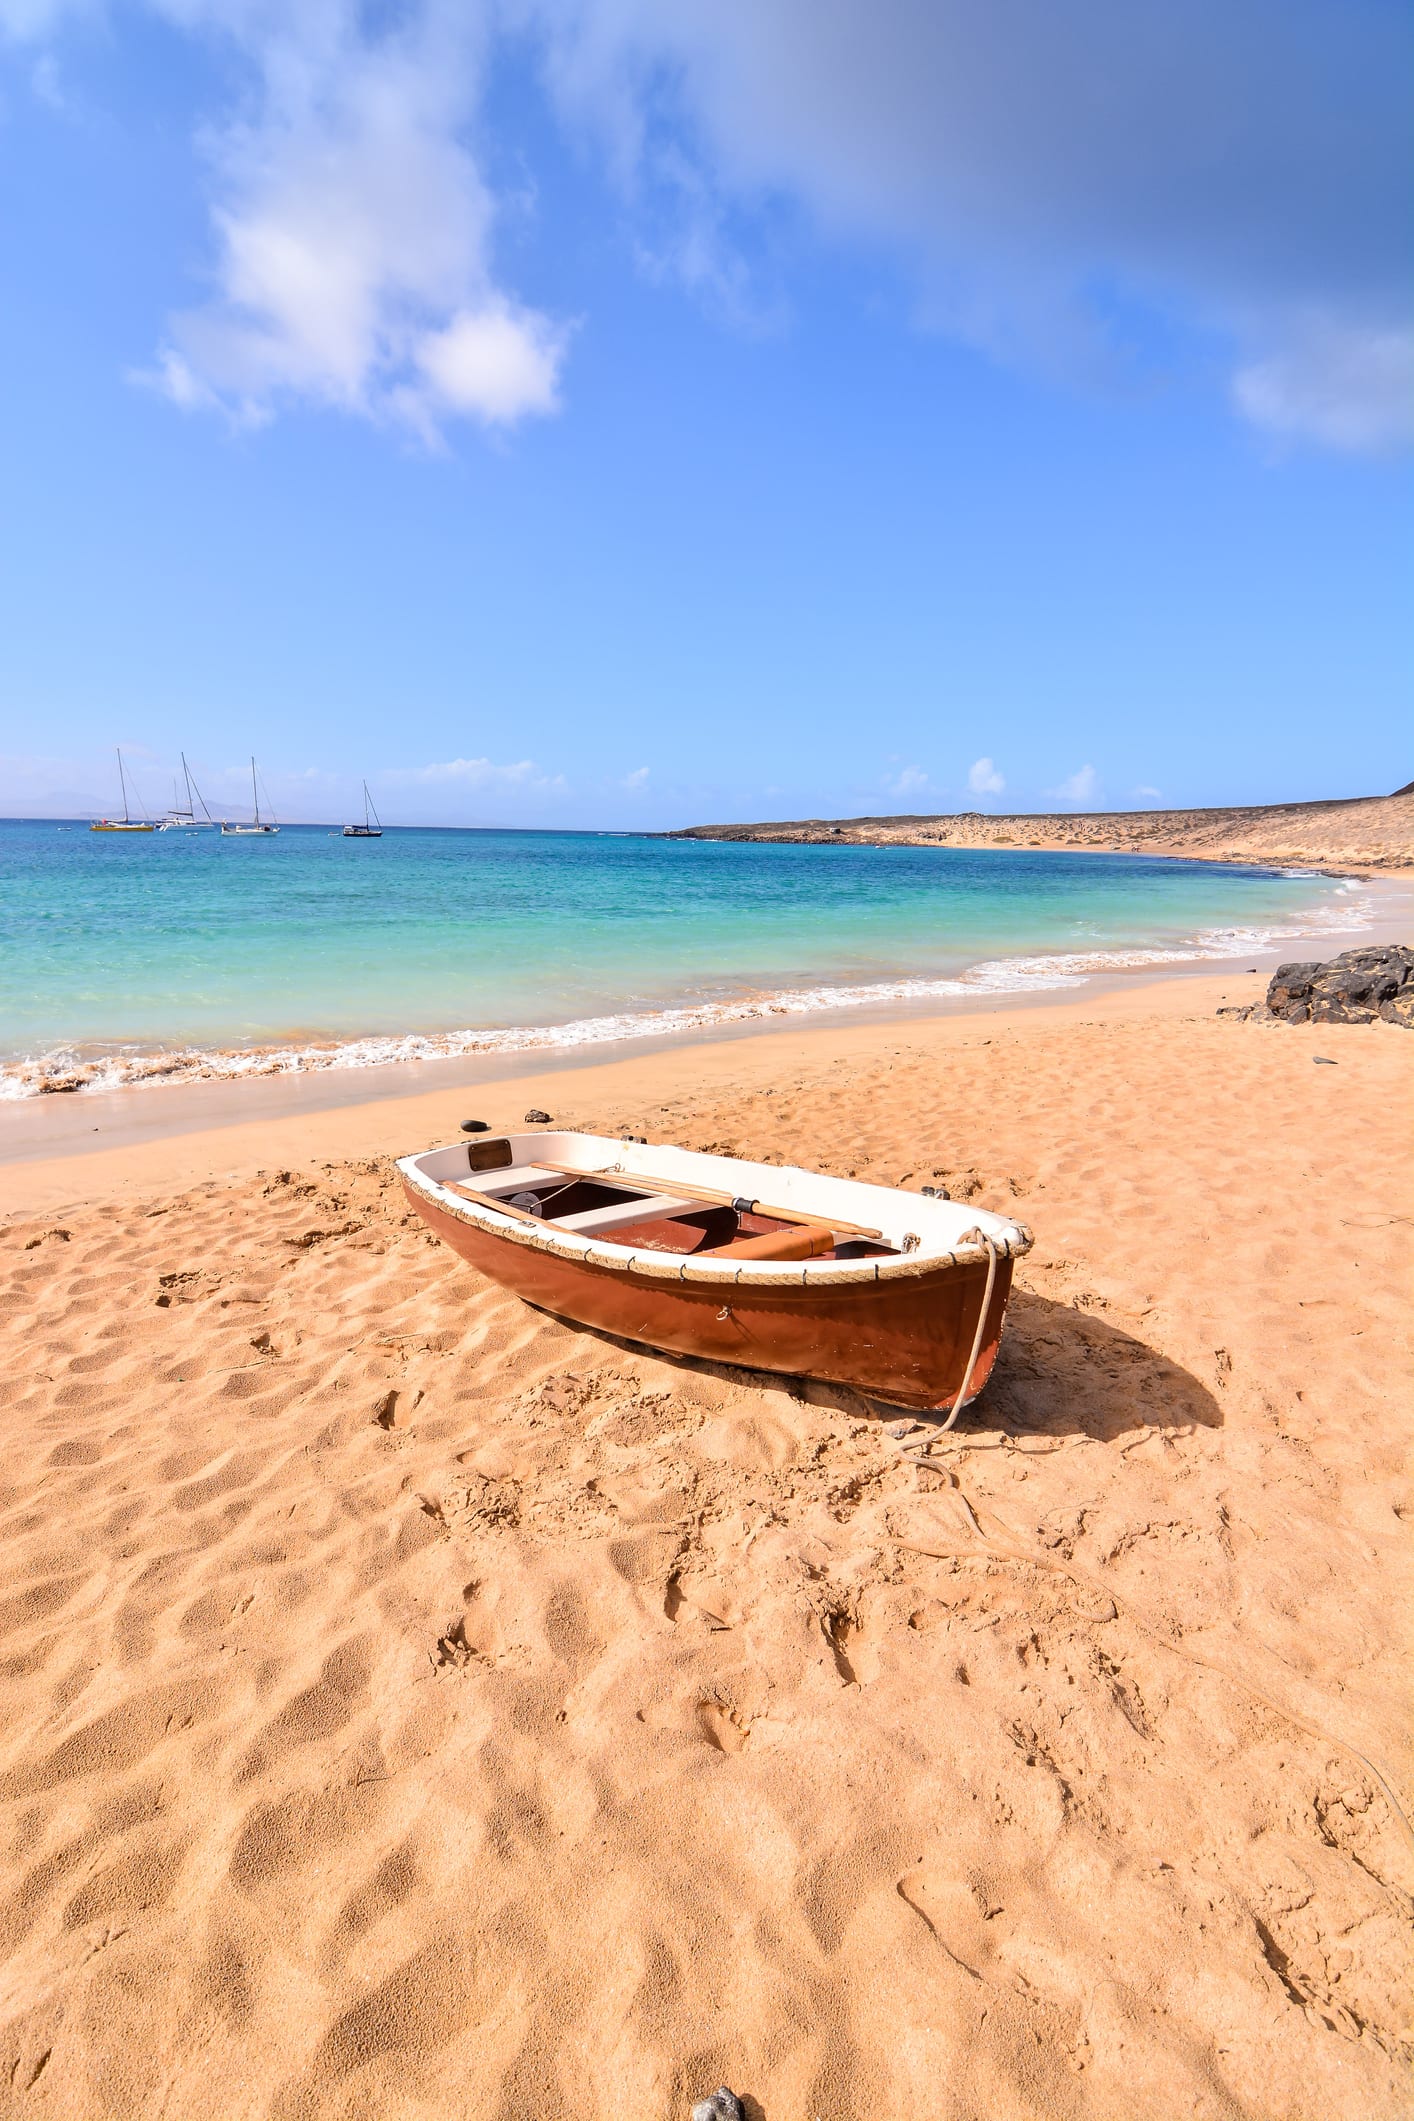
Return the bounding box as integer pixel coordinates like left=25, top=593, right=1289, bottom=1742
left=157, top=752, right=216, bottom=830
left=221, top=757, right=280, bottom=836
left=342, top=781, right=383, bottom=838
left=91, top=749, right=154, bottom=832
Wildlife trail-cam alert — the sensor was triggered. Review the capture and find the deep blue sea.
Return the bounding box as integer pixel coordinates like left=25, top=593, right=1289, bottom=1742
left=0, top=821, right=1370, bottom=1095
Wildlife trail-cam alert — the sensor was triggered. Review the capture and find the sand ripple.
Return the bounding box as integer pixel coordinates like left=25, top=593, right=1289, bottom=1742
left=0, top=1006, right=1410, bottom=2117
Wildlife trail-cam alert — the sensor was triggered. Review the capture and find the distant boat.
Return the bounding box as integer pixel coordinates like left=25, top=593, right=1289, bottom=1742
left=221, top=757, right=279, bottom=836
left=342, top=781, right=383, bottom=838
left=157, top=751, right=216, bottom=831
left=91, top=749, right=154, bottom=832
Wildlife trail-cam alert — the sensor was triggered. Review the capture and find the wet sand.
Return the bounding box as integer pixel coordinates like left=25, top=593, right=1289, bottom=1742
left=1, top=972, right=1411, bottom=2118
left=4, top=876, right=1408, bottom=1180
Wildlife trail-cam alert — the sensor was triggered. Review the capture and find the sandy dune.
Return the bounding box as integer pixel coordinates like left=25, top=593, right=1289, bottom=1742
left=671, top=788, right=1414, bottom=873
left=1, top=984, right=1410, bottom=2118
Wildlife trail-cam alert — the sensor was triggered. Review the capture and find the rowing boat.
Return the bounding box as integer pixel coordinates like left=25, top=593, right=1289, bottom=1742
left=399, top=1130, right=1033, bottom=1413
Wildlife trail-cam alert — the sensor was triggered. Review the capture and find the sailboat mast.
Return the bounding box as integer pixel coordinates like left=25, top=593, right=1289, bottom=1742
left=182, top=753, right=194, bottom=816
left=117, top=748, right=130, bottom=823
left=251, top=756, right=259, bottom=828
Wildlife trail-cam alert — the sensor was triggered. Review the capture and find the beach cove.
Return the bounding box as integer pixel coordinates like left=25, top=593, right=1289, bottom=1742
left=2, top=967, right=1410, bottom=2118
left=0, top=823, right=1392, bottom=1100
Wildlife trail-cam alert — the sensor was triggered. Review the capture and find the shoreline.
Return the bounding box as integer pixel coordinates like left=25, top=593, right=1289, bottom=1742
left=2, top=948, right=1406, bottom=1217
left=2, top=871, right=1405, bottom=1139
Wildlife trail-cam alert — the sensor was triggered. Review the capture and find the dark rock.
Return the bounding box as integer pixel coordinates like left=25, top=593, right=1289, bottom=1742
left=691, top=2092, right=745, bottom=2121
left=523, top=1108, right=552, bottom=1124
left=459, top=1118, right=489, bottom=1133
left=1310, top=997, right=1375, bottom=1024
left=1222, top=944, right=1414, bottom=1028
left=1267, top=961, right=1324, bottom=1012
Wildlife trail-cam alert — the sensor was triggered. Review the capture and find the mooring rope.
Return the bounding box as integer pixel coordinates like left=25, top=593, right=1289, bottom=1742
left=918, top=1227, right=1000, bottom=1438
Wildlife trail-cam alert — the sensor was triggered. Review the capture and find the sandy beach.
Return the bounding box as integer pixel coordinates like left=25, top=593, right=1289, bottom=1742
left=2, top=971, right=1411, bottom=2118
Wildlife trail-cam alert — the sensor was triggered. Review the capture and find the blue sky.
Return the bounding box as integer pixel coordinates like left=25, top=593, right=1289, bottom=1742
left=1, top=1, right=1409, bottom=828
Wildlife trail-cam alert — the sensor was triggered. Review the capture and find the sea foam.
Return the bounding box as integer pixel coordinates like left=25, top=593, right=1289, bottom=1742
left=0, top=885, right=1376, bottom=1101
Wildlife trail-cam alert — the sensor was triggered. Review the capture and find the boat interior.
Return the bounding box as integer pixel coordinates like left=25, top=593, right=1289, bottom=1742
left=410, top=1139, right=902, bottom=1262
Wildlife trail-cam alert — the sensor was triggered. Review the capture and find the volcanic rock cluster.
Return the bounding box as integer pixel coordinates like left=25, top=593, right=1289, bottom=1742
left=1219, top=945, right=1414, bottom=1027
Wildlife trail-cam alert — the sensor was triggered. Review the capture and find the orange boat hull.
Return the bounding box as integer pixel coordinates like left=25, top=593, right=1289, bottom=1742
left=406, top=1184, right=1014, bottom=1412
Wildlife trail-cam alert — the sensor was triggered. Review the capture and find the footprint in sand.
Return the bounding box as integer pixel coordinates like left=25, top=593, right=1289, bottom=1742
left=696, top=1697, right=750, bottom=1753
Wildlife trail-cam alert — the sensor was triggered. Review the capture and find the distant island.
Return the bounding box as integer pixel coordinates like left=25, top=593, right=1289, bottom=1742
left=668, top=785, right=1414, bottom=874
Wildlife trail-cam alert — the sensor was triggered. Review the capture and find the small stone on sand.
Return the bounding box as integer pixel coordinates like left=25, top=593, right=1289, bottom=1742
left=690, top=2090, right=745, bottom=2121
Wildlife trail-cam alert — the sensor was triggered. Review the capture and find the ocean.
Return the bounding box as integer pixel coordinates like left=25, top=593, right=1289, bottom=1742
left=0, top=820, right=1370, bottom=1097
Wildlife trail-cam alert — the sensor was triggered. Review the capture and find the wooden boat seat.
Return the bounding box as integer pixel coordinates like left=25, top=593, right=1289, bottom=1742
left=552, top=1192, right=694, bottom=1235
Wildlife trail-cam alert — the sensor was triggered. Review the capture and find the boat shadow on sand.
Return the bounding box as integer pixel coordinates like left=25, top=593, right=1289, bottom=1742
left=976, top=1290, right=1223, bottom=1442
left=535, top=1288, right=1222, bottom=1444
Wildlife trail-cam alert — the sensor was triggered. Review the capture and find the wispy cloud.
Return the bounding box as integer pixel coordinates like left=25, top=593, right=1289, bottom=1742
left=1233, top=318, right=1414, bottom=456
left=1129, top=784, right=1163, bottom=803
left=885, top=763, right=929, bottom=799
left=621, top=765, right=651, bottom=788
left=1048, top=764, right=1100, bottom=807
left=967, top=756, right=1005, bottom=796
left=6, top=1, right=1409, bottom=452
left=56, top=2, right=569, bottom=437
left=525, top=0, right=1414, bottom=453
left=386, top=756, right=567, bottom=792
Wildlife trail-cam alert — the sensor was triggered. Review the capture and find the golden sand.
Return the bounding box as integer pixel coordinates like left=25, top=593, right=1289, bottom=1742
left=2, top=975, right=1410, bottom=2118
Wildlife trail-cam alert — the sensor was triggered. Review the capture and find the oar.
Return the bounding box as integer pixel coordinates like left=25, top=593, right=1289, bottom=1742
left=535, top=1160, right=884, bottom=1242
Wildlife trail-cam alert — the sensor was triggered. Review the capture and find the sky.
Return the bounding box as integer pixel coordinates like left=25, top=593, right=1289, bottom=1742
left=0, top=0, right=1409, bottom=828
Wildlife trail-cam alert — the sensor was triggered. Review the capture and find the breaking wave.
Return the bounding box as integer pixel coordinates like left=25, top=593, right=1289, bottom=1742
left=0, top=885, right=1378, bottom=1101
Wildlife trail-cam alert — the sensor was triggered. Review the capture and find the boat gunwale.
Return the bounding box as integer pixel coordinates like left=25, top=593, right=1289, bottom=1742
left=398, top=1141, right=1033, bottom=1291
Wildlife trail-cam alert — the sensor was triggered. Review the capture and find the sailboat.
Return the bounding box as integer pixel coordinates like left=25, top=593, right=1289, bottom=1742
left=342, top=781, right=383, bottom=838
left=220, top=758, right=279, bottom=836
left=157, top=752, right=216, bottom=830
left=91, top=749, right=154, bottom=832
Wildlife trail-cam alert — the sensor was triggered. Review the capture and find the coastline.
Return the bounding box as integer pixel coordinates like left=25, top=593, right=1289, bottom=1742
left=0, top=940, right=1404, bottom=1215
left=3, top=944, right=1410, bottom=2115
left=2, top=866, right=1405, bottom=1128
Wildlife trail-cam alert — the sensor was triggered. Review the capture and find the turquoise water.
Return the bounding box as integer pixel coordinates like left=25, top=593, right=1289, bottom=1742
left=0, top=821, right=1368, bottom=1094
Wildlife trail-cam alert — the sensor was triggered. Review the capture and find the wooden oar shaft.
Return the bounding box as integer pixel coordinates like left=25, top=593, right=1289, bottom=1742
left=537, top=1160, right=884, bottom=1242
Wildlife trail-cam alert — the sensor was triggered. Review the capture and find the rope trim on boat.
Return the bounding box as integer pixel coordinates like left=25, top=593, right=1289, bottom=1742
left=408, top=1168, right=1033, bottom=1286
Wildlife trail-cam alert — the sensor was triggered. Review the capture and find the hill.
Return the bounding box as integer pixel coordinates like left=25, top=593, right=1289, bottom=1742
left=667, top=788, right=1414, bottom=872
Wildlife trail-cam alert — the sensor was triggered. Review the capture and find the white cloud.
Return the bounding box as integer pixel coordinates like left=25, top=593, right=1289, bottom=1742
left=8, top=2, right=1410, bottom=451
left=115, top=3, right=568, bottom=434
left=622, top=765, right=651, bottom=788
left=415, top=303, right=566, bottom=425
left=885, top=764, right=929, bottom=799
left=967, top=756, right=1004, bottom=796
left=523, top=0, right=1414, bottom=453
left=1048, top=764, right=1100, bottom=807
left=387, top=756, right=567, bottom=792
left=1233, top=318, right=1414, bottom=456
left=1129, top=784, right=1163, bottom=803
